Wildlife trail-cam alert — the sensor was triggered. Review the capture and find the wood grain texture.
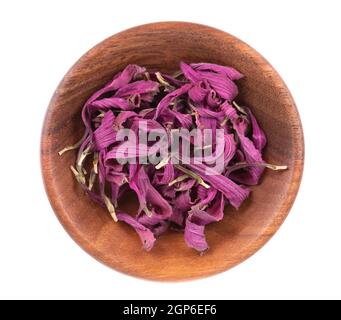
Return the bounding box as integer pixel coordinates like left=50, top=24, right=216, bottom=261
left=41, top=22, right=304, bottom=281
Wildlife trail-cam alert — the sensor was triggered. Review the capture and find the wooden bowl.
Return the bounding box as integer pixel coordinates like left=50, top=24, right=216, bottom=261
left=41, top=22, right=304, bottom=281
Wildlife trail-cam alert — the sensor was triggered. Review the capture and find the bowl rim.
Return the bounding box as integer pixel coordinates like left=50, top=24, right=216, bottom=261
left=41, top=21, right=304, bottom=281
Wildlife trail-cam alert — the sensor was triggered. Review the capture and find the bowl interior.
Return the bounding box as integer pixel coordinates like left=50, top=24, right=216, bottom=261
left=41, top=22, right=304, bottom=280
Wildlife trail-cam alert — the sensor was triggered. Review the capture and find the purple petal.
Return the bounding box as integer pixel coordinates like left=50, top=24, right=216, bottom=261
left=137, top=213, right=170, bottom=237
left=184, top=219, right=208, bottom=252
left=152, top=221, right=170, bottom=237
left=128, top=94, right=141, bottom=108
left=161, top=73, right=185, bottom=87
left=206, top=90, right=222, bottom=107
left=117, top=212, right=155, bottom=251
left=154, top=83, right=192, bottom=119
left=107, top=65, right=146, bottom=91
left=114, top=111, right=138, bottom=129
left=197, top=117, right=217, bottom=133
left=153, top=163, right=174, bottom=185
left=115, top=80, right=159, bottom=98
left=169, top=208, right=185, bottom=227
left=129, top=165, right=173, bottom=218
left=140, top=92, right=155, bottom=103
left=234, top=121, right=263, bottom=164
left=196, top=186, right=217, bottom=207
left=180, top=61, right=202, bottom=82
left=169, top=189, right=194, bottom=227
left=184, top=193, right=225, bottom=252
left=175, top=178, right=196, bottom=192
left=246, top=107, right=267, bottom=151
left=159, top=185, right=177, bottom=200
left=174, top=190, right=193, bottom=212
left=139, top=108, right=155, bottom=118
left=230, top=119, right=264, bottom=185
left=224, top=133, right=237, bottom=165
left=206, top=193, right=225, bottom=221
left=188, top=163, right=250, bottom=208
left=188, top=81, right=210, bottom=103
left=195, top=107, right=225, bottom=121
left=189, top=208, right=216, bottom=225
left=106, top=169, right=126, bottom=186
left=198, top=70, right=238, bottom=101
left=191, top=62, right=243, bottom=80
left=234, top=115, right=249, bottom=135
left=91, top=97, right=133, bottom=110
left=85, top=64, right=146, bottom=105
left=221, top=101, right=238, bottom=120
left=93, top=111, right=116, bottom=150
left=167, top=109, right=193, bottom=129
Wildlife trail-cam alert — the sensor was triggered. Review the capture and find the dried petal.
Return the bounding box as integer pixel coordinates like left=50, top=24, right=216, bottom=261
left=93, top=111, right=116, bottom=150
left=184, top=219, right=208, bottom=252
left=246, top=107, right=267, bottom=151
left=188, top=163, right=250, bottom=208
left=117, top=212, right=155, bottom=251
left=154, top=83, right=192, bottom=118
left=115, top=80, right=159, bottom=98
left=91, top=97, right=132, bottom=110
left=198, top=70, right=238, bottom=101
left=188, top=81, right=209, bottom=103
left=180, top=61, right=202, bottom=83
left=191, top=62, right=243, bottom=81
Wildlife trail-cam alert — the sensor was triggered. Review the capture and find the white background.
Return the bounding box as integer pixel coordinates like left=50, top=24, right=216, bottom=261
left=0, top=0, right=340, bottom=300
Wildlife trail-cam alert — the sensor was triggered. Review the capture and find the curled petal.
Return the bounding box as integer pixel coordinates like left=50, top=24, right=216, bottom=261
left=129, top=165, right=173, bottom=218
left=230, top=118, right=264, bottom=185
left=100, top=65, right=146, bottom=96
left=195, top=186, right=217, bottom=208
left=153, top=163, right=174, bottom=185
left=180, top=61, right=202, bottom=82
left=154, top=83, right=192, bottom=118
left=188, top=163, right=250, bottom=209
left=195, top=107, right=225, bottom=121
left=188, top=81, right=209, bottom=103
left=199, top=70, right=238, bottom=101
left=117, top=212, right=156, bottom=251
left=114, top=111, right=138, bottom=129
left=162, top=73, right=186, bottom=87
left=221, top=101, right=238, bottom=120
left=93, top=111, right=116, bottom=150
left=167, top=109, right=193, bottom=129
left=184, top=219, right=208, bottom=252
left=184, top=193, right=225, bottom=252
left=174, top=178, right=196, bottom=192
left=246, top=107, right=267, bottom=151
left=206, top=90, right=222, bottom=107
left=224, top=133, right=237, bottom=165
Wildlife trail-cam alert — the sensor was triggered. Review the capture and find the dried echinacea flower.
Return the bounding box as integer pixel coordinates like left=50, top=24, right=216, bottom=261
left=59, top=62, right=288, bottom=253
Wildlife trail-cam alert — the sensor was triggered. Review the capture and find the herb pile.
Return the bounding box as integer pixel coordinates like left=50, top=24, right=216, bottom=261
left=59, top=62, right=287, bottom=253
